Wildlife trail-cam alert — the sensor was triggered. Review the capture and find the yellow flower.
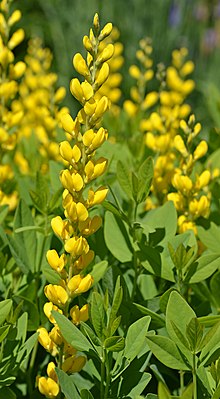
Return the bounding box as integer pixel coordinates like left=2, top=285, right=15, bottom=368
left=37, top=376, right=59, bottom=398
left=67, top=274, right=93, bottom=296
left=44, top=284, right=69, bottom=307
left=70, top=304, right=89, bottom=325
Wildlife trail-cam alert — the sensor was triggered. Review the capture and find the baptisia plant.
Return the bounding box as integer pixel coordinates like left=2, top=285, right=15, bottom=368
left=37, top=13, right=114, bottom=398
left=0, top=0, right=25, bottom=209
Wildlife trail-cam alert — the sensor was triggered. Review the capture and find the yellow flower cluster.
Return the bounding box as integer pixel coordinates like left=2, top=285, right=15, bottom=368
left=37, top=13, right=113, bottom=397
left=96, top=26, right=124, bottom=106
left=141, top=48, right=195, bottom=207
left=16, top=38, right=67, bottom=174
left=168, top=115, right=211, bottom=234
left=0, top=0, right=25, bottom=209
left=124, top=37, right=158, bottom=117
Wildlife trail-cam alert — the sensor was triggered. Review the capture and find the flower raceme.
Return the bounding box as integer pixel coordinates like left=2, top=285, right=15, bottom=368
left=37, top=13, right=114, bottom=398
left=0, top=0, right=25, bottom=210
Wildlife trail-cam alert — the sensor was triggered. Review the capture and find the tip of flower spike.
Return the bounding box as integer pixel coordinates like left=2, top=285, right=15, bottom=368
left=93, top=13, right=100, bottom=32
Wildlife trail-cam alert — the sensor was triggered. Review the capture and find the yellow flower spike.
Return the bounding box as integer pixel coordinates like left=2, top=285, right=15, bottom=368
left=61, top=113, right=76, bottom=135
left=87, top=186, right=108, bottom=207
left=60, top=141, right=81, bottom=164
left=51, top=216, right=71, bottom=240
left=49, top=326, right=63, bottom=346
left=37, top=376, right=60, bottom=398
left=54, top=86, right=66, bottom=103
left=8, top=28, right=25, bottom=49
left=174, top=135, right=188, bottom=157
left=70, top=78, right=84, bottom=103
left=83, top=35, right=93, bottom=53
left=197, top=170, right=211, bottom=189
left=95, top=62, right=110, bottom=88
left=44, top=284, right=69, bottom=307
left=99, top=22, right=113, bottom=40
left=73, top=53, right=90, bottom=78
left=46, top=250, right=66, bottom=273
left=47, top=362, right=58, bottom=382
left=8, top=9, right=22, bottom=26
left=193, top=140, right=208, bottom=160
left=70, top=304, right=89, bottom=325
left=81, top=81, right=94, bottom=101
left=67, top=274, right=94, bottom=296
left=43, top=302, right=63, bottom=324
left=64, top=236, right=89, bottom=256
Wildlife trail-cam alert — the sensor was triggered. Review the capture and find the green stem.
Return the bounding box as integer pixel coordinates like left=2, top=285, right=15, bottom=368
left=179, top=370, right=185, bottom=396
left=131, top=251, right=138, bottom=302
left=100, top=350, right=105, bottom=399
left=104, top=351, right=111, bottom=399
left=192, top=353, right=197, bottom=399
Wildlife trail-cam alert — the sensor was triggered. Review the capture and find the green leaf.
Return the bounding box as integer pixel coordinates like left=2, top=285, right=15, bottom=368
left=199, top=322, right=220, bottom=366
left=104, top=211, right=132, bottom=263
left=170, top=321, right=190, bottom=351
left=158, top=382, right=171, bottom=399
left=181, top=383, right=193, bottom=399
left=146, top=335, right=189, bottom=370
left=198, top=315, right=220, bottom=327
left=131, top=172, right=139, bottom=202
left=109, top=276, right=123, bottom=325
left=210, top=271, right=220, bottom=308
left=111, top=316, right=121, bottom=336
left=104, top=336, right=125, bottom=351
left=0, top=325, right=10, bottom=343
left=197, top=223, right=220, bottom=253
left=0, top=205, right=8, bottom=224
left=80, top=322, right=101, bottom=347
left=126, top=372, right=151, bottom=398
left=80, top=389, right=94, bottom=399
left=90, top=292, right=105, bottom=339
left=133, top=303, right=165, bottom=329
left=56, top=368, right=81, bottom=399
left=49, top=160, right=63, bottom=192
left=187, top=253, right=220, bottom=283
left=90, top=261, right=108, bottom=284
left=166, top=291, right=195, bottom=365
left=53, top=311, right=93, bottom=352
left=140, top=201, right=177, bottom=243
left=102, top=200, right=129, bottom=224
left=186, top=317, right=203, bottom=352
left=137, top=157, right=154, bottom=203
left=14, top=200, right=37, bottom=273
left=212, top=384, right=220, bottom=399
left=117, top=160, right=133, bottom=200
left=6, top=235, right=30, bottom=274
left=0, top=299, right=12, bottom=326
left=0, top=387, right=16, bottom=399
left=124, top=316, right=151, bottom=361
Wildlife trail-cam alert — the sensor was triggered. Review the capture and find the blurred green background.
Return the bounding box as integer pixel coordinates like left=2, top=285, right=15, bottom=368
left=15, top=0, right=220, bottom=123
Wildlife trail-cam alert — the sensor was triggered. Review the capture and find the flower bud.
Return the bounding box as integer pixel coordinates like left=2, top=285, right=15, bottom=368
left=8, top=10, right=21, bottom=26
left=97, top=44, right=114, bottom=63
left=87, top=186, right=108, bottom=207
left=95, top=62, right=109, bottom=88
left=193, top=141, right=208, bottom=160
left=70, top=78, right=84, bottom=103
left=8, top=28, right=25, bottom=49
left=99, top=22, right=113, bottom=40
left=73, top=53, right=89, bottom=78
left=61, top=113, right=75, bottom=134
left=70, top=304, right=89, bottom=325
left=43, top=302, right=63, bottom=324
left=83, top=35, right=93, bottom=52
